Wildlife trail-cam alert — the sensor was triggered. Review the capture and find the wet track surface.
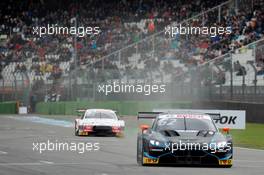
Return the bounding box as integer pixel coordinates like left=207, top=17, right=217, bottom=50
left=0, top=115, right=263, bottom=175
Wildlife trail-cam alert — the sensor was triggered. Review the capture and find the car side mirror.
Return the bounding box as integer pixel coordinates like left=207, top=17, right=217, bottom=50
left=222, top=127, right=230, bottom=134
left=140, top=124, right=150, bottom=132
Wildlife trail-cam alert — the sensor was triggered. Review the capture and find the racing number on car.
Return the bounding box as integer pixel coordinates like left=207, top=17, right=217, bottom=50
left=143, top=157, right=159, bottom=164
left=219, top=159, right=232, bottom=165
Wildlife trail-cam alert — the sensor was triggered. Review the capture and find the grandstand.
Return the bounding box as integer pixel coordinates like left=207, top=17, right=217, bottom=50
left=0, top=0, right=264, bottom=105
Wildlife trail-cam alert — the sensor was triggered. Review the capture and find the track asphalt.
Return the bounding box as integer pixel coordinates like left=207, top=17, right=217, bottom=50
left=0, top=115, right=263, bottom=175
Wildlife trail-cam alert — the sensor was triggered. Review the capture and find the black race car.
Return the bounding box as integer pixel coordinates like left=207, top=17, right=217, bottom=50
left=137, top=112, right=233, bottom=167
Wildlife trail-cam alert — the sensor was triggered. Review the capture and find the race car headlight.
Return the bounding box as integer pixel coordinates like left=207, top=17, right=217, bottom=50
left=216, top=141, right=227, bottom=149
left=150, top=140, right=160, bottom=146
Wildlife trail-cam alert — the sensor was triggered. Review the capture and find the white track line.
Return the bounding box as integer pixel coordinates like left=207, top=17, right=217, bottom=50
left=0, top=151, right=7, bottom=154
left=39, top=161, right=54, bottom=164
left=234, top=159, right=264, bottom=163
left=235, top=147, right=264, bottom=151
left=235, top=165, right=264, bottom=168
left=0, top=163, right=43, bottom=166
left=0, top=161, right=54, bottom=166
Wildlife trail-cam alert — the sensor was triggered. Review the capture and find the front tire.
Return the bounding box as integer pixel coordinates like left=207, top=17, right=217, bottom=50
left=136, top=138, right=141, bottom=165
left=222, top=165, right=232, bottom=168
left=137, top=136, right=145, bottom=166
left=75, top=123, right=79, bottom=136
left=75, top=130, right=79, bottom=136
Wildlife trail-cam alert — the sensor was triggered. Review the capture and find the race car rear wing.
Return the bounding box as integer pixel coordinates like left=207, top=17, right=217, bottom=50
left=76, top=109, right=118, bottom=116
left=137, top=111, right=220, bottom=120
left=76, top=109, right=86, bottom=116
left=152, top=109, right=246, bottom=129
left=137, top=112, right=163, bottom=120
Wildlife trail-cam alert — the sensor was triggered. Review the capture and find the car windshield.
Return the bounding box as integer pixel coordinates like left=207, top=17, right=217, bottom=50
left=155, top=118, right=185, bottom=130
left=84, top=110, right=117, bottom=119
left=154, top=115, right=216, bottom=131
left=185, top=118, right=216, bottom=131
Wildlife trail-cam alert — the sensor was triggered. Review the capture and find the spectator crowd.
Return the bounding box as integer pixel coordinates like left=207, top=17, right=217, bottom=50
left=0, top=0, right=263, bottom=99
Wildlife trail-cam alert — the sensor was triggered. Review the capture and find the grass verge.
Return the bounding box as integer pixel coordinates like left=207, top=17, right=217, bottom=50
left=231, top=123, right=264, bottom=149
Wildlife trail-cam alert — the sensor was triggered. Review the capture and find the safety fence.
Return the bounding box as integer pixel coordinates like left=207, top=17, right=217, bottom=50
left=0, top=101, right=18, bottom=114
left=36, top=101, right=192, bottom=115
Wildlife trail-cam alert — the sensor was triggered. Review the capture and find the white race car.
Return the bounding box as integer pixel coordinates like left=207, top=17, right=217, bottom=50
left=75, top=109, right=125, bottom=137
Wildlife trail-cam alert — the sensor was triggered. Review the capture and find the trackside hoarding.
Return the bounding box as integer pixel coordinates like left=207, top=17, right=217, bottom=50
left=153, top=109, right=246, bottom=129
